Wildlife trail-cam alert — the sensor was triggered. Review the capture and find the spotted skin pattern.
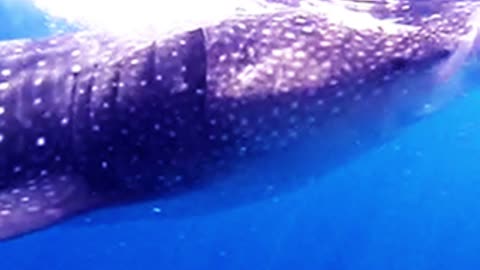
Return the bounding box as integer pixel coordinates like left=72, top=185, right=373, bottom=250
left=0, top=5, right=478, bottom=240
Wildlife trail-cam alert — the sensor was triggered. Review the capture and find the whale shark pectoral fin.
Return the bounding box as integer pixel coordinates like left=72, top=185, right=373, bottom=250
left=0, top=174, right=97, bottom=241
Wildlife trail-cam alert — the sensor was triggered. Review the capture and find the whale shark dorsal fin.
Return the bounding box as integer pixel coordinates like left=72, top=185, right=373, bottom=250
left=0, top=174, right=96, bottom=241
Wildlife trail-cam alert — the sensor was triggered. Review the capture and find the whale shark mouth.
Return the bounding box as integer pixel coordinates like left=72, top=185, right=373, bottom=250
left=418, top=4, right=480, bottom=115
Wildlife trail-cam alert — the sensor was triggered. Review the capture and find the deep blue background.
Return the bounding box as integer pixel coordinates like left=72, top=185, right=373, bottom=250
left=1, top=1, right=480, bottom=269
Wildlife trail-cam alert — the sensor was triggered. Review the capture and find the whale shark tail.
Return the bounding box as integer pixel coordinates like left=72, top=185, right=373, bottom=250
left=0, top=174, right=98, bottom=241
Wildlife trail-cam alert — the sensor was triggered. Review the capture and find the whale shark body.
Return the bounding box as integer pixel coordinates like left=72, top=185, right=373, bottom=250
left=0, top=0, right=479, bottom=240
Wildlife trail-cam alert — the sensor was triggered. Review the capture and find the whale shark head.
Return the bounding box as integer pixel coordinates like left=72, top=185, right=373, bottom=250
left=200, top=4, right=480, bottom=158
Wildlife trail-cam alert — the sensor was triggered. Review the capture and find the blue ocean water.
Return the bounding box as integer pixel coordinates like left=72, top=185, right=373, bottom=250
left=1, top=2, right=480, bottom=270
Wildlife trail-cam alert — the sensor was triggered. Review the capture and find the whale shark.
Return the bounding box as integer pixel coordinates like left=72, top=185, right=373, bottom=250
left=0, top=0, right=479, bottom=240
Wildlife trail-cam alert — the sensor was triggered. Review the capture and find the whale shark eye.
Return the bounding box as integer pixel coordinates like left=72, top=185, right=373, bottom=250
left=437, top=49, right=452, bottom=59
left=390, top=57, right=408, bottom=71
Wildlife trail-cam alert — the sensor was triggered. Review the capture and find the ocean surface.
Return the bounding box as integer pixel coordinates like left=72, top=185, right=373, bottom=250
left=1, top=1, right=480, bottom=270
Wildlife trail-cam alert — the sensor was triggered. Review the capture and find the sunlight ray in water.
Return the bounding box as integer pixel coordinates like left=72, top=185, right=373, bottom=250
left=30, top=0, right=425, bottom=37
left=30, top=0, right=291, bottom=35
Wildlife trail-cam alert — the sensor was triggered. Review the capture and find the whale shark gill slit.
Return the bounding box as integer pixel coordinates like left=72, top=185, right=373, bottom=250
left=0, top=28, right=209, bottom=240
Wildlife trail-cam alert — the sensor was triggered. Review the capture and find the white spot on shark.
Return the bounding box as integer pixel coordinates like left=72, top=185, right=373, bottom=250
left=1, top=69, right=11, bottom=77
left=0, top=82, right=10, bottom=91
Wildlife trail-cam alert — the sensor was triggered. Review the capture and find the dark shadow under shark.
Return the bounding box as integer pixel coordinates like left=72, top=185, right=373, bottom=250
left=0, top=0, right=479, bottom=240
